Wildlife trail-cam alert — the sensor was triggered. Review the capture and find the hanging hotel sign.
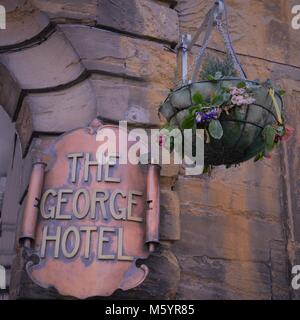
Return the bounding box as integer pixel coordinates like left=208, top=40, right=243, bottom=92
left=19, top=119, right=160, bottom=299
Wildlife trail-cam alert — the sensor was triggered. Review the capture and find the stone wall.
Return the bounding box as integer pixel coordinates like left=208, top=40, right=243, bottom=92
left=172, top=0, right=300, bottom=300
left=0, top=0, right=299, bottom=300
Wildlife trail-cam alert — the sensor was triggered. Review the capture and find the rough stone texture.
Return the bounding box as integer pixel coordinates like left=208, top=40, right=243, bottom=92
left=176, top=256, right=271, bottom=300
left=0, top=30, right=84, bottom=89
left=31, top=0, right=98, bottom=23
left=15, top=101, right=33, bottom=154
left=61, top=25, right=176, bottom=87
left=91, top=75, right=168, bottom=125
left=172, top=194, right=283, bottom=262
left=97, top=0, right=179, bottom=44
left=0, top=226, right=16, bottom=265
left=23, top=79, right=97, bottom=132
left=176, top=0, right=300, bottom=67
left=174, top=159, right=283, bottom=224
left=0, top=3, right=49, bottom=46
left=32, top=0, right=179, bottom=44
left=0, top=138, right=22, bottom=227
left=160, top=189, right=181, bottom=241
left=0, top=64, right=22, bottom=119
left=282, top=90, right=300, bottom=242
left=0, top=138, right=22, bottom=269
left=172, top=0, right=300, bottom=300
left=0, top=178, right=6, bottom=212
left=88, top=246, right=181, bottom=300
left=270, top=241, right=290, bottom=299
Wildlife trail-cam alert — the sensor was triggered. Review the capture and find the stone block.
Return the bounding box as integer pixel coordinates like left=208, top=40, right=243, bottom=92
left=0, top=64, right=22, bottom=119
left=176, top=256, right=271, bottom=300
left=177, top=0, right=300, bottom=67
left=0, top=30, right=84, bottom=89
left=61, top=25, right=176, bottom=87
left=97, top=0, right=179, bottom=45
left=172, top=212, right=283, bottom=262
left=270, top=241, right=290, bottom=300
left=91, top=75, right=168, bottom=125
left=160, top=189, right=180, bottom=241
left=16, top=101, right=33, bottom=154
left=23, top=79, right=97, bottom=132
left=0, top=226, right=16, bottom=255
left=175, top=172, right=283, bottom=224
left=0, top=4, right=49, bottom=47
left=31, top=0, right=98, bottom=23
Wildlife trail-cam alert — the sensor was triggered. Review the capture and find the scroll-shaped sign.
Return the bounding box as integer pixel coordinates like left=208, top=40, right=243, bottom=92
left=19, top=120, right=160, bottom=299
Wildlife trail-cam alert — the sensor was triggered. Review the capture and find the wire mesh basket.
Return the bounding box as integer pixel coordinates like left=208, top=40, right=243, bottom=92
left=159, top=0, right=286, bottom=167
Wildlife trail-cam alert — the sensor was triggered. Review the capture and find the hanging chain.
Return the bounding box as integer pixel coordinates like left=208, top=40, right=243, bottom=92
left=175, top=0, right=247, bottom=88
left=215, top=18, right=246, bottom=79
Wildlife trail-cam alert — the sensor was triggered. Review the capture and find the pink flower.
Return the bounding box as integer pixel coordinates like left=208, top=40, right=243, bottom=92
left=280, top=126, right=294, bottom=142
left=231, top=95, right=238, bottom=105
left=235, top=95, right=245, bottom=106
left=246, top=97, right=256, bottom=105
left=230, top=87, right=239, bottom=96
left=265, top=153, right=272, bottom=160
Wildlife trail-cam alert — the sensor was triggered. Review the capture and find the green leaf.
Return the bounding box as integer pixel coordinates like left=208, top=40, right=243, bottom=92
left=188, top=105, right=201, bottom=115
left=211, top=94, right=224, bottom=106
left=278, top=90, right=286, bottom=97
left=269, top=88, right=283, bottom=124
left=207, top=74, right=218, bottom=83
left=254, top=152, right=264, bottom=162
left=180, top=114, right=195, bottom=130
left=192, top=92, right=204, bottom=105
left=262, top=125, right=277, bottom=152
left=208, top=120, right=223, bottom=140
left=237, top=81, right=246, bottom=88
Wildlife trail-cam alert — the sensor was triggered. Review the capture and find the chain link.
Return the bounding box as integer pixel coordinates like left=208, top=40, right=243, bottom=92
left=174, top=1, right=247, bottom=88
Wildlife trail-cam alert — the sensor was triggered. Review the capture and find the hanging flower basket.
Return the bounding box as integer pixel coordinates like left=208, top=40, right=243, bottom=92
left=159, top=77, right=287, bottom=166
left=158, top=1, right=290, bottom=169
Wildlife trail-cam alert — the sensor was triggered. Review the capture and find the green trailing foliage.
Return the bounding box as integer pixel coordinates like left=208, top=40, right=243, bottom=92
left=200, top=55, right=237, bottom=81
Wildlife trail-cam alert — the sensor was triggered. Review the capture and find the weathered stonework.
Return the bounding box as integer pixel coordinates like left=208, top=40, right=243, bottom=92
left=97, top=0, right=179, bottom=45
left=171, top=0, right=300, bottom=300
left=0, top=0, right=181, bottom=300
left=0, top=0, right=299, bottom=300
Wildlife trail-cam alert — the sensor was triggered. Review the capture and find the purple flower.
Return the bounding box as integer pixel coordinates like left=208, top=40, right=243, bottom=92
left=195, top=112, right=203, bottom=124
left=195, top=108, right=219, bottom=124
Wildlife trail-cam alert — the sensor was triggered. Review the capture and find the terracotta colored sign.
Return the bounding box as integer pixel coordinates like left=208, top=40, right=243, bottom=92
left=19, top=120, right=160, bottom=299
